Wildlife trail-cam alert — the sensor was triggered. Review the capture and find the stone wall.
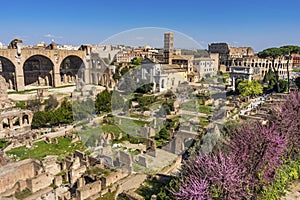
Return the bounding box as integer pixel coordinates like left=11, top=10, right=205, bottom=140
left=26, top=173, right=53, bottom=193
left=0, top=159, right=40, bottom=195
left=101, top=171, right=129, bottom=188
left=76, top=180, right=101, bottom=200
left=42, top=156, right=61, bottom=175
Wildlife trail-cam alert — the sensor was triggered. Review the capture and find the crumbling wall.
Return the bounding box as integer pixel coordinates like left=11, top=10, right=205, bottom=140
left=101, top=171, right=128, bottom=188
left=76, top=180, right=101, bottom=200
left=0, top=159, right=40, bottom=195
left=26, top=173, right=53, bottom=193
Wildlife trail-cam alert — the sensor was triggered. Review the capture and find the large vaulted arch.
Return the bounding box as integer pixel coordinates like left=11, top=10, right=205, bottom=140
left=23, top=55, right=54, bottom=87
left=60, top=55, right=85, bottom=84
left=0, top=56, right=16, bottom=90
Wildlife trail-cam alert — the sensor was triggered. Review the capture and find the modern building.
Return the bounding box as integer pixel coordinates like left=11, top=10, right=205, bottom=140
left=193, top=57, right=217, bottom=79
left=291, top=53, right=300, bottom=68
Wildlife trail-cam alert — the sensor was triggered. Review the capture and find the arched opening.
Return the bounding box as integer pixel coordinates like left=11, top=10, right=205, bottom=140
left=0, top=56, right=16, bottom=90
left=12, top=116, right=20, bottom=127
left=23, top=115, right=29, bottom=125
left=60, top=56, right=85, bottom=85
left=97, top=73, right=101, bottom=85
left=2, top=118, right=10, bottom=129
left=23, top=55, right=54, bottom=87
left=161, top=79, right=165, bottom=88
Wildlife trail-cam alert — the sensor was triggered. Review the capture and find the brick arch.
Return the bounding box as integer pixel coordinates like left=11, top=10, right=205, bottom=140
left=59, top=55, right=85, bottom=84
left=22, top=54, right=55, bottom=87
left=0, top=56, right=17, bottom=90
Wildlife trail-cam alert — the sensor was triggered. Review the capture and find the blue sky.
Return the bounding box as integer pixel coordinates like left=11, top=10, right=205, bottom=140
left=0, top=0, right=299, bottom=51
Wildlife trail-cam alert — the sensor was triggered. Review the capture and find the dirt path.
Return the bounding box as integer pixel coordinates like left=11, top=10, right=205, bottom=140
left=116, top=173, right=147, bottom=196
left=281, top=181, right=300, bottom=200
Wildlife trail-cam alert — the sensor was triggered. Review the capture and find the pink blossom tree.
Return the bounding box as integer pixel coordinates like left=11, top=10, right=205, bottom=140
left=174, top=151, right=251, bottom=199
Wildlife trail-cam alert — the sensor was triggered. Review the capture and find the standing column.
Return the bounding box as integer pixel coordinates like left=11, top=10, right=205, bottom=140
left=53, top=64, right=61, bottom=87
left=15, top=62, right=25, bottom=91
left=9, top=118, right=13, bottom=129
left=232, top=77, right=236, bottom=91
left=19, top=115, right=23, bottom=127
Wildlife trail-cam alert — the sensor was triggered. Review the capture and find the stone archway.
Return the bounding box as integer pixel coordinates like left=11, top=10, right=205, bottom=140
left=60, top=56, right=85, bottom=84
left=22, top=114, right=30, bottom=125
left=23, top=55, right=54, bottom=87
left=0, top=56, right=16, bottom=90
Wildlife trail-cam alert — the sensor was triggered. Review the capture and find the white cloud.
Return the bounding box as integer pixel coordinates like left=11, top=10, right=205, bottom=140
left=44, top=34, right=63, bottom=39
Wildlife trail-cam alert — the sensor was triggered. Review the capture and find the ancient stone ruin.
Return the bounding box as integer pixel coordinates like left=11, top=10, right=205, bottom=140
left=0, top=74, right=33, bottom=138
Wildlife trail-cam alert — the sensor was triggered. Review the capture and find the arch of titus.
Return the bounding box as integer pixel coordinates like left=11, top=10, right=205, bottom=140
left=0, top=39, right=115, bottom=91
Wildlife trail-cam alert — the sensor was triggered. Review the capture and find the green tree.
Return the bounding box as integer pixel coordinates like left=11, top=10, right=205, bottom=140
left=258, top=45, right=300, bottom=92
left=31, top=111, right=48, bottom=128
left=258, top=48, right=283, bottom=92
left=137, top=95, right=156, bottom=111
left=95, top=89, right=112, bottom=114
left=237, top=80, right=263, bottom=97
left=263, top=69, right=276, bottom=91
left=155, top=126, right=169, bottom=141
left=54, top=99, right=73, bottom=124
left=135, top=83, right=153, bottom=94
left=131, top=56, right=142, bottom=65
left=279, top=79, right=288, bottom=93
left=120, top=67, right=129, bottom=76
left=31, top=99, right=73, bottom=128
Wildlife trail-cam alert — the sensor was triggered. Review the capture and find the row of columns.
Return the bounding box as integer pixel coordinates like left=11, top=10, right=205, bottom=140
left=10, top=67, right=90, bottom=91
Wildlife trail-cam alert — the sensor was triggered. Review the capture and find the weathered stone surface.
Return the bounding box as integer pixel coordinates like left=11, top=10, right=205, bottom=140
left=0, top=75, right=8, bottom=102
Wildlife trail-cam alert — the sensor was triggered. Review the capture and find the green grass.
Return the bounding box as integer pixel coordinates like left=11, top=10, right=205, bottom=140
left=135, top=179, right=165, bottom=200
left=198, top=104, right=213, bottom=114
left=130, top=113, right=150, bottom=119
left=78, top=117, right=151, bottom=147
left=97, top=189, right=118, bottom=200
left=79, top=127, right=103, bottom=147
left=87, top=166, right=113, bottom=177
left=292, top=68, right=300, bottom=72
left=181, top=100, right=198, bottom=112
left=115, top=117, right=150, bottom=135
left=102, top=124, right=125, bottom=136
left=199, top=116, right=210, bottom=127
left=15, top=188, right=32, bottom=199
left=0, top=139, right=10, bottom=150
left=6, top=137, right=86, bottom=161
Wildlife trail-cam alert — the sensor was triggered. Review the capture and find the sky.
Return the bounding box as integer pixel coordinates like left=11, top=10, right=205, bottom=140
left=0, top=0, right=299, bottom=51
